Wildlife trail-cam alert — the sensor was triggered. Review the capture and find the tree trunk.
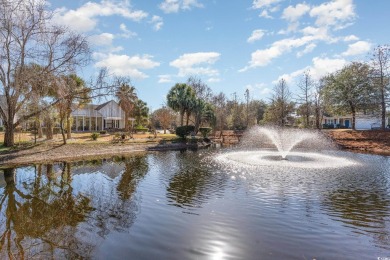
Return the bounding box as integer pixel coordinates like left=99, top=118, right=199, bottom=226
left=164, top=128, right=166, bottom=134
left=351, top=109, right=356, bottom=130
left=315, top=107, right=320, bottom=129
left=60, top=117, right=67, bottom=144
left=46, top=119, right=53, bottom=140
left=37, top=118, right=43, bottom=138
left=381, top=87, right=386, bottom=129
left=124, top=111, right=129, bottom=131
left=66, top=113, right=72, bottom=139
left=180, top=110, right=184, bottom=126
left=3, top=124, right=15, bottom=147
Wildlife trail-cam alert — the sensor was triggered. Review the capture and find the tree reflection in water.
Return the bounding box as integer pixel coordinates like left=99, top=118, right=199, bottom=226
left=161, top=151, right=229, bottom=210
left=0, top=155, right=149, bottom=258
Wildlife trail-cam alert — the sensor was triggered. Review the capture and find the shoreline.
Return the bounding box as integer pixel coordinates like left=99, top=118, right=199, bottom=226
left=0, top=143, right=155, bottom=168
left=0, top=129, right=389, bottom=168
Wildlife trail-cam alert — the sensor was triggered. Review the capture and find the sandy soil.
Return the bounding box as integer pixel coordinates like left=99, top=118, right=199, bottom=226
left=324, top=129, right=390, bottom=156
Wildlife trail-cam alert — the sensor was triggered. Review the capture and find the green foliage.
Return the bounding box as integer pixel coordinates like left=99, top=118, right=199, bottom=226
left=135, top=125, right=149, bottom=133
left=91, top=132, right=100, bottom=140
left=175, top=125, right=195, bottom=138
left=167, top=83, right=196, bottom=126
left=322, top=124, right=335, bottom=129
left=199, top=127, right=212, bottom=138
left=0, top=126, right=3, bottom=132
left=133, top=99, right=149, bottom=126
left=99, top=130, right=107, bottom=134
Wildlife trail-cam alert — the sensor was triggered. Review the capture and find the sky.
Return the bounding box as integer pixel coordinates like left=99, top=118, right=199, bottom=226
left=49, top=0, right=390, bottom=110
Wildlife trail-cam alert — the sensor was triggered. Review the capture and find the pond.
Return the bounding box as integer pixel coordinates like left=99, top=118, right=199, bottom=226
left=0, top=149, right=389, bottom=259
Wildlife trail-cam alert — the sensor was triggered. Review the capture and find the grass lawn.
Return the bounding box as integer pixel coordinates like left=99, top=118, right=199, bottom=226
left=0, top=131, right=178, bottom=146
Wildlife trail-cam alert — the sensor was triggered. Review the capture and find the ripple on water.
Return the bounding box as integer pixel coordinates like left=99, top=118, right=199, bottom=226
left=215, top=150, right=358, bottom=169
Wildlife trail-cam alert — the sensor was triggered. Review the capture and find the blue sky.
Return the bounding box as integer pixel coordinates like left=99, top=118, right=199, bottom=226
left=50, top=0, right=390, bottom=110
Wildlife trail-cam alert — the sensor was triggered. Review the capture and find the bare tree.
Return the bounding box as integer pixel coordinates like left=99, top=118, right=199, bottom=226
left=153, top=106, right=175, bottom=134
left=371, top=45, right=390, bottom=129
left=264, top=79, right=294, bottom=126
left=0, top=0, right=90, bottom=146
left=212, top=92, right=227, bottom=131
left=296, top=70, right=314, bottom=128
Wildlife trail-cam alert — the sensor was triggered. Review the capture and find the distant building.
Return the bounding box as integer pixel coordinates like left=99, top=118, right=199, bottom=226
left=0, top=99, right=132, bottom=131
left=71, top=100, right=131, bottom=131
left=322, top=113, right=389, bottom=129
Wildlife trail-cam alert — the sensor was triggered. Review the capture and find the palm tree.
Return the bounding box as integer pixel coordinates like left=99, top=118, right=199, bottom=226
left=115, top=84, right=138, bottom=131
left=167, top=83, right=195, bottom=126
left=133, top=99, right=149, bottom=127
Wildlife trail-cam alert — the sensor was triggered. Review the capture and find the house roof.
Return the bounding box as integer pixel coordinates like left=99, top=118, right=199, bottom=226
left=95, top=100, right=111, bottom=111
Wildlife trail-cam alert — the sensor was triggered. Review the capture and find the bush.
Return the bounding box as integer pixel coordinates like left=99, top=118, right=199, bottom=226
left=175, top=125, right=195, bottom=138
left=322, top=124, right=334, bottom=129
left=199, top=127, right=212, bottom=138
left=0, top=126, right=3, bottom=132
left=100, top=130, right=107, bottom=134
left=91, top=132, right=100, bottom=140
left=186, top=135, right=202, bottom=144
left=135, top=125, right=149, bottom=133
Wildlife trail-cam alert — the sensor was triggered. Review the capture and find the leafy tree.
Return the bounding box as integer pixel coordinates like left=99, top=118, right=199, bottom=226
left=167, top=83, right=195, bottom=126
left=56, top=74, right=90, bottom=144
left=133, top=99, right=149, bottom=127
left=0, top=0, right=90, bottom=146
left=115, top=79, right=137, bottom=131
left=322, top=62, right=376, bottom=130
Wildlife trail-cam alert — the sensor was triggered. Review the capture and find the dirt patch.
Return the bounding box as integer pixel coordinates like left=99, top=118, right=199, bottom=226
left=325, top=129, right=390, bottom=156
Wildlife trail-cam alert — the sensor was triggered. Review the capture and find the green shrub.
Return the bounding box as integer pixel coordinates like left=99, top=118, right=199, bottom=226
left=186, top=135, right=202, bottom=144
left=91, top=132, right=100, bottom=140
left=199, top=127, right=212, bottom=138
left=135, top=125, right=149, bottom=133
left=175, top=125, right=195, bottom=138
left=0, top=126, right=4, bottom=132
left=100, top=130, right=107, bottom=134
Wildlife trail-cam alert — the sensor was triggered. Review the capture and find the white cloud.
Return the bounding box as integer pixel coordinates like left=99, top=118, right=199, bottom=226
left=246, top=83, right=272, bottom=96
left=259, top=10, right=273, bottom=19
left=343, top=35, right=359, bottom=42
left=247, top=29, right=266, bottom=43
left=53, top=1, right=148, bottom=33
left=89, top=33, right=114, bottom=46
left=240, top=34, right=325, bottom=71
left=119, top=23, right=137, bottom=38
left=252, top=0, right=282, bottom=9
left=150, top=16, right=164, bottom=31
left=310, top=0, right=355, bottom=29
left=274, top=56, right=348, bottom=84
left=282, top=3, right=310, bottom=22
left=297, top=43, right=316, bottom=57
left=158, top=75, right=173, bottom=83
left=94, top=53, right=160, bottom=79
left=159, top=0, right=203, bottom=14
left=342, top=41, right=372, bottom=56
left=170, top=52, right=221, bottom=77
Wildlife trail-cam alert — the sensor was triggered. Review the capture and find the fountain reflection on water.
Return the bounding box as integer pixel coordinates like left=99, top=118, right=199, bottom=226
left=215, top=126, right=358, bottom=169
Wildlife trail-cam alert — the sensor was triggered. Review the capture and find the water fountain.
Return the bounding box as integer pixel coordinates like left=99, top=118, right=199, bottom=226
left=215, top=126, right=358, bottom=169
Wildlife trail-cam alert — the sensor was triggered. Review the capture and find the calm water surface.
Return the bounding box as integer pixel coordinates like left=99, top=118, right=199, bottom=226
left=0, top=149, right=389, bottom=259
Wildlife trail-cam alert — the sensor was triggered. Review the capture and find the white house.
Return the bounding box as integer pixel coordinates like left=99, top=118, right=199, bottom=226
left=71, top=100, right=128, bottom=131
left=322, top=113, right=389, bottom=129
